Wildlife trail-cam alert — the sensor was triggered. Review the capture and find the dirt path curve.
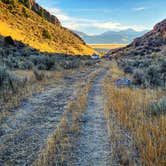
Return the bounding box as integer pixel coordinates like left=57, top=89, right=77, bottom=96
left=74, top=69, right=116, bottom=166
left=0, top=69, right=95, bottom=166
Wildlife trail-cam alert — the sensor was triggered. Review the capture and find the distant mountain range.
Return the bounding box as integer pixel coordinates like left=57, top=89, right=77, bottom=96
left=74, top=29, right=148, bottom=44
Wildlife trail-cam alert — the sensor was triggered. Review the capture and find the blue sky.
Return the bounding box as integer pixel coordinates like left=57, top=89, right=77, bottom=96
left=36, top=0, right=166, bottom=35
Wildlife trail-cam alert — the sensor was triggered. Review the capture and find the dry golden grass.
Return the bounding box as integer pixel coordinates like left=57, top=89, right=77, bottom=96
left=103, top=62, right=166, bottom=165
left=88, top=44, right=127, bottom=49
left=0, top=1, right=96, bottom=55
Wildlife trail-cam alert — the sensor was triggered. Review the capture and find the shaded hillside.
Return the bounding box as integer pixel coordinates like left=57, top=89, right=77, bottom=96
left=106, top=18, right=166, bottom=88
left=75, top=29, right=147, bottom=44
left=0, top=35, right=96, bottom=71
left=0, top=1, right=95, bottom=55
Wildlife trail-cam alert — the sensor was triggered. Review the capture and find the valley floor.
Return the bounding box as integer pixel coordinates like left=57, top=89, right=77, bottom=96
left=0, top=61, right=165, bottom=166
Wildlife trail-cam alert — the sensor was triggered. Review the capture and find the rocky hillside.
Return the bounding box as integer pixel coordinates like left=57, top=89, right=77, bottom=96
left=106, top=18, right=166, bottom=88
left=107, top=18, right=166, bottom=57
left=0, top=0, right=95, bottom=55
left=22, top=0, right=61, bottom=25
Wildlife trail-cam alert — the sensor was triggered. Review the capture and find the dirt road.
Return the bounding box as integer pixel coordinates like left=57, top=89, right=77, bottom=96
left=73, top=70, right=116, bottom=165
left=0, top=68, right=97, bottom=165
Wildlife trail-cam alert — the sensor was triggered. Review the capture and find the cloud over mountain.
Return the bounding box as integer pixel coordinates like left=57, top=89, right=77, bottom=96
left=46, top=7, right=146, bottom=33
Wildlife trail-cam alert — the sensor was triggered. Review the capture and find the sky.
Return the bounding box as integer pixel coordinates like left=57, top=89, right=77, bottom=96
left=36, top=0, right=166, bottom=35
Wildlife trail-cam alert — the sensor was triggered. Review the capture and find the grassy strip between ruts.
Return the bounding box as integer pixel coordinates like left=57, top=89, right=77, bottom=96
left=103, top=61, right=166, bottom=165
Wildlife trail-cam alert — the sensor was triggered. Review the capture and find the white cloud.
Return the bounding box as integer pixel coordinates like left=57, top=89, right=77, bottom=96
left=46, top=7, right=146, bottom=32
left=133, top=7, right=146, bottom=11
left=91, top=22, right=145, bottom=31
left=46, top=8, right=71, bottom=21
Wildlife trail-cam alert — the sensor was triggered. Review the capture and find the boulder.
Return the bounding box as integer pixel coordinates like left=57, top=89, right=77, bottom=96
left=116, top=78, right=132, bottom=87
left=4, top=36, right=15, bottom=46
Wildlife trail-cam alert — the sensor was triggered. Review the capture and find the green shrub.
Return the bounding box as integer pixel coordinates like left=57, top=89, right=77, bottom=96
left=124, top=65, right=133, bottom=74
left=2, top=0, right=18, bottom=13
left=60, top=60, right=81, bottom=69
left=22, top=6, right=29, bottom=17
left=29, top=55, right=55, bottom=70
left=2, top=0, right=17, bottom=6
left=0, top=66, right=27, bottom=93
left=84, top=60, right=95, bottom=66
left=33, top=69, right=45, bottom=81
left=40, top=8, right=45, bottom=18
left=149, top=97, right=166, bottom=116
left=19, top=0, right=24, bottom=4
left=42, top=29, right=52, bottom=40
left=25, top=0, right=31, bottom=8
left=133, top=69, right=145, bottom=86
left=145, top=65, right=162, bottom=87
left=19, top=60, right=34, bottom=69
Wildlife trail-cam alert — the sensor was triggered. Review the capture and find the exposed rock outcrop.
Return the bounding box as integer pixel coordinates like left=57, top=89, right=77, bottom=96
left=29, top=1, right=61, bottom=26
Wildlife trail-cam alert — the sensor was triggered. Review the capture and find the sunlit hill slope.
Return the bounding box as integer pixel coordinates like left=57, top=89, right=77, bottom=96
left=0, top=0, right=95, bottom=55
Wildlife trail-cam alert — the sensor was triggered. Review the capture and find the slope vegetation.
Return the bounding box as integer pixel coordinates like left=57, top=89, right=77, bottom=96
left=0, top=1, right=95, bottom=55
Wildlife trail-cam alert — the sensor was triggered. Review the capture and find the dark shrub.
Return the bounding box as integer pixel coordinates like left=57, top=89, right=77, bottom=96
left=2, top=0, right=17, bottom=6
left=36, top=64, right=46, bottom=70
left=33, top=69, right=45, bottom=81
left=84, top=60, right=95, bottom=66
left=60, top=60, right=81, bottom=69
left=42, top=29, right=51, bottom=39
left=149, top=97, right=166, bottom=116
left=133, top=69, right=145, bottom=86
left=4, top=36, right=15, bottom=46
left=22, top=6, right=29, bottom=17
left=0, top=66, right=27, bottom=93
left=29, top=55, right=55, bottom=70
left=123, top=65, right=133, bottom=74
left=145, top=65, right=162, bottom=87
left=19, top=60, right=34, bottom=70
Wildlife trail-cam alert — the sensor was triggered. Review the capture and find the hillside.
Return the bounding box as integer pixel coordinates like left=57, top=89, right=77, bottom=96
left=0, top=0, right=95, bottom=55
left=106, top=18, right=166, bottom=88
left=107, top=19, right=166, bottom=57
left=74, top=29, right=147, bottom=44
